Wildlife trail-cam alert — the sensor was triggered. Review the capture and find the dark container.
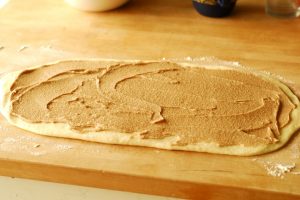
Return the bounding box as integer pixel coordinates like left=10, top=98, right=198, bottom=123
left=193, top=0, right=237, bottom=18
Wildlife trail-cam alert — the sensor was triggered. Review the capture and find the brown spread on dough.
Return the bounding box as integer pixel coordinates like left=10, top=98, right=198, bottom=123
left=9, top=61, right=296, bottom=147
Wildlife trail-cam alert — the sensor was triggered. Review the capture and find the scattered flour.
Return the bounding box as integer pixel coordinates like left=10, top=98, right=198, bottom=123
left=54, top=144, right=73, bottom=151
left=162, top=56, right=241, bottom=69
left=0, top=135, right=74, bottom=156
left=263, top=162, right=296, bottom=178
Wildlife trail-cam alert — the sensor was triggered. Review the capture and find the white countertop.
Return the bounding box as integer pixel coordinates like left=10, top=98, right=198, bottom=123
left=0, top=176, right=177, bottom=200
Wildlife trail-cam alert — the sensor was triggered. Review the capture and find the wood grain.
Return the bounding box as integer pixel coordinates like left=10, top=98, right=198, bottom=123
left=0, top=0, right=300, bottom=199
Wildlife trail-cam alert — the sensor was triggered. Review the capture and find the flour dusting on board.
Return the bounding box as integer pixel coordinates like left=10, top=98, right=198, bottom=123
left=250, top=141, right=300, bottom=178
left=0, top=133, right=74, bottom=156
left=263, top=162, right=296, bottom=178
left=55, top=144, right=73, bottom=151
left=0, top=44, right=86, bottom=72
left=163, top=56, right=241, bottom=68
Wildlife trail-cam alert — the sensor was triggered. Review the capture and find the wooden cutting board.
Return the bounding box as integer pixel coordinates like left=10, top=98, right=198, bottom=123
left=0, top=0, right=300, bottom=199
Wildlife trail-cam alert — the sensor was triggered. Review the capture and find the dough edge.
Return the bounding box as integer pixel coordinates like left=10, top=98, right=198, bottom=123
left=1, top=59, right=299, bottom=156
